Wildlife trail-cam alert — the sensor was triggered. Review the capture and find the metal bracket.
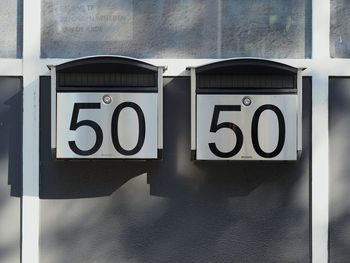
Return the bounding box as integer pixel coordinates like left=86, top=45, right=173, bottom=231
left=157, top=66, right=166, bottom=155
left=189, top=67, right=196, bottom=155
left=48, top=65, right=56, bottom=151
left=297, top=68, right=303, bottom=156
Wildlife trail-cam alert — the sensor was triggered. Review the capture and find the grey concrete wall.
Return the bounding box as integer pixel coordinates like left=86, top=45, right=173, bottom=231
left=329, top=78, right=350, bottom=262
left=41, top=0, right=311, bottom=58
left=0, top=78, right=22, bottom=263
left=331, top=0, right=350, bottom=57
left=0, top=0, right=22, bottom=58
left=40, top=76, right=311, bottom=263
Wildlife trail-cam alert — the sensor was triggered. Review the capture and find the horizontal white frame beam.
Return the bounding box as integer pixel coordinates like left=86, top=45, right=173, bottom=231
left=0, top=0, right=336, bottom=262
left=37, top=58, right=312, bottom=77
left=0, top=59, right=22, bottom=75
left=35, top=58, right=350, bottom=77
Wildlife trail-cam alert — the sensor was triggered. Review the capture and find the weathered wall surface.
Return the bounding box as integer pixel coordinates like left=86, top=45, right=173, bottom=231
left=41, top=0, right=311, bottom=58
left=0, top=0, right=22, bottom=58
left=39, top=76, right=311, bottom=263
left=329, top=78, right=350, bottom=262
left=331, top=0, right=350, bottom=57
left=0, top=78, right=22, bottom=263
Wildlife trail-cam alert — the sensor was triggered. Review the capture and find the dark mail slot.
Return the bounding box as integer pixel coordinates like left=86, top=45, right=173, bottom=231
left=196, top=59, right=298, bottom=94
left=56, top=57, right=158, bottom=93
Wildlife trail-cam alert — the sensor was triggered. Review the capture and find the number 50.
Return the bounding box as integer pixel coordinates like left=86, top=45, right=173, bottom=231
left=209, top=104, right=286, bottom=158
left=68, top=102, right=146, bottom=156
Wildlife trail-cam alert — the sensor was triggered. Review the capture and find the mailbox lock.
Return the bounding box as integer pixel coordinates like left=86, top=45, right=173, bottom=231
left=242, top=96, right=252, bottom=106
left=102, top=94, right=112, bottom=105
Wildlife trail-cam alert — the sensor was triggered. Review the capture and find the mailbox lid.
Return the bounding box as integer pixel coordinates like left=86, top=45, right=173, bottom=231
left=56, top=56, right=158, bottom=93
left=196, top=58, right=298, bottom=94
left=196, top=94, right=297, bottom=161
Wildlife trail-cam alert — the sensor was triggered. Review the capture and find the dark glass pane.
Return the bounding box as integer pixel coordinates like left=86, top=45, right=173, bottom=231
left=41, top=0, right=311, bottom=58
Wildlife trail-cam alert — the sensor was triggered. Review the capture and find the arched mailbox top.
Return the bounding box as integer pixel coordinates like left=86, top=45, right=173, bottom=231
left=55, top=56, right=158, bottom=73
left=193, top=58, right=304, bottom=93
left=51, top=56, right=160, bottom=92
left=195, top=58, right=300, bottom=75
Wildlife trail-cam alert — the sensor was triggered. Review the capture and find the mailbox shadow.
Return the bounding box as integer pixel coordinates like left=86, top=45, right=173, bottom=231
left=0, top=78, right=22, bottom=198
left=39, top=75, right=269, bottom=199
left=39, top=77, right=310, bottom=201
left=39, top=77, right=311, bottom=262
left=121, top=77, right=311, bottom=263
left=148, top=77, right=309, bottom=198
left=40, top=76, right=158, bottom=199
left=328, top=78, right=350, bottom=261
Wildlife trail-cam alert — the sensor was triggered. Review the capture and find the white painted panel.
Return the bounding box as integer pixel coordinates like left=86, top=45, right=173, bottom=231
left=56, top=92, right=158, bottom=159
left=197, top=94, right=297, bottom=161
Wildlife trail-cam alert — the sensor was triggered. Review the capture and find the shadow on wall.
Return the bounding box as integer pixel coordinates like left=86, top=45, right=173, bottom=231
left=329, top=78, right=350, bottom=262
left=41, top=170, right=310, bottom=263
left=40, top=76, right=310, bottom=200
left=0, top=78, right=22, bottom=263
left=39, top=74, right=279, bottom=199
left=39, top=77, right=311, bottom=263
left=0, top=78, right=22, bottom=197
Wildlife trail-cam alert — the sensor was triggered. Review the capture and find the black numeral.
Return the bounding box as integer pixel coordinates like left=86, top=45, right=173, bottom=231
left=111, top=102, right=146, bottom=156
left=208, top=104, right=286, bottom=158
left=251, top=104, right=285, bottom=158
left=68, top=101, right=146, bottom=157
left=68, top=103, right=103, bottom=156
left=208, top=105, right=244, bottom=158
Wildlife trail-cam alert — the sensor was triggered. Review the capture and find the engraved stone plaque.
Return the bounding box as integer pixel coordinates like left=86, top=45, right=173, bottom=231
left=0, top=0, right=22, bottom=58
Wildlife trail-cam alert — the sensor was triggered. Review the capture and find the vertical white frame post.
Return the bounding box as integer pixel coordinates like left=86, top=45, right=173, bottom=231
left=312, top=0, right=330, bottom=262
left=22, top=0, right=41, bottom=262
left=0, top=0, right=342, bottom=261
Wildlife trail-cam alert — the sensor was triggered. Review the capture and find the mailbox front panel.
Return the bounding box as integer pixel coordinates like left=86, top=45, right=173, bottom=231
left=197, top=94, right=297, bottom=160
left=56, top=92, right=157, bottom=159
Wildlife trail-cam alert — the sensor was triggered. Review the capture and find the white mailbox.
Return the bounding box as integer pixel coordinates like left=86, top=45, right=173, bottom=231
left=190, top=59, right=304, bottom=161
left=50, top=56, right=165, bottom=160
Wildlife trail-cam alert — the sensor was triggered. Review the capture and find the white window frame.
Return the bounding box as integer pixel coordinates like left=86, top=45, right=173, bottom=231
left=0, top=0, right=332, bottom=262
